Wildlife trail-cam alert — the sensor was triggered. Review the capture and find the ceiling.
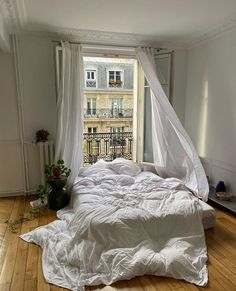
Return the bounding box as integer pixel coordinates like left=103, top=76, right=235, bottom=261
left=1, top=0, right=236, bottom=51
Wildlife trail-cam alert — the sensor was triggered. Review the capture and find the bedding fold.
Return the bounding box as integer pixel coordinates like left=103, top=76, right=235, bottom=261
left=21, top=159, right=208, bottom=291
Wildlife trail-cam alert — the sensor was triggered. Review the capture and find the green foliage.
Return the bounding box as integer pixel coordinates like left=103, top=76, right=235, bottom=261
left=37, top=183, right=51, bottom=203
left=44, top=159, right=71, bottom=179
left=5, top=207, right=47, bottom=233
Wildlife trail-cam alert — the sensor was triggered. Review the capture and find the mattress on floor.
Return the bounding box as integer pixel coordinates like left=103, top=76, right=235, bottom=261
left=199, top=199, right=216, bottom=229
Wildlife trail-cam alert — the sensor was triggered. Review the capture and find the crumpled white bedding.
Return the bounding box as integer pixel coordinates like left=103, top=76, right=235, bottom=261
left=21, top=159, right=208, bottom=290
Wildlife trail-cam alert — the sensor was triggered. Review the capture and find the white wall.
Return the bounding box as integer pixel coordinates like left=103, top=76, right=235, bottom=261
left=172, top=49, right=187, bottom=125
left=0, top=51, right=24, bottom=194
left=18, top=36, right=57, bottom=141
left=185, top=30, right=236, bottom=192
left=0, top=36, right=57, bottom=195
left=0, top=35, right=187, bottom=195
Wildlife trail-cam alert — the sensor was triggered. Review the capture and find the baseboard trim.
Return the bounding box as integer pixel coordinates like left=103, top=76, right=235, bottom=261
left=0, top=191, right=25, bottom=197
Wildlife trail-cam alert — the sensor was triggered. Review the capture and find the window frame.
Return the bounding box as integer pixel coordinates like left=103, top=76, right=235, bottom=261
left=88, top=127, right=97, bottom=133
left=107, top=69, right=124, bottom=88
left=84, top=68, right=97, bottom=88
left=87, top=97, right=97, bottom=116
left=136, top=52, right=173, bottom=165
left=55, top=45, right=173, bottom=166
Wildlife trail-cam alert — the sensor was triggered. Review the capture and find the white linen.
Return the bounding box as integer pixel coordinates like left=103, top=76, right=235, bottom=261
left=199, top=200, right=215, bottom=230
left=136, top=48, right=209, bottom=201
left=21, top=159, right=208, bottom=290
left=54, top=42, right=84, bottom=186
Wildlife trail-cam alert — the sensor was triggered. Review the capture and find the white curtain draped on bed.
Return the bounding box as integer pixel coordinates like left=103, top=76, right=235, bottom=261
left=136, top=48, right=209, bottom=201
left=55, top=42, right=84, bottom=186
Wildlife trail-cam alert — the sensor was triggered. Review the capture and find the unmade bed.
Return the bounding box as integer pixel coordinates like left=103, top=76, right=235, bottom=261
left=21, top=159, right=214, bottom=291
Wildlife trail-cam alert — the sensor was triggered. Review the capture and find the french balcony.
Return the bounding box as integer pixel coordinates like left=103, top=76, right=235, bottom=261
left=85, top=80, right=96, bottom=88
left=84, top=108, right=133, bottom=119
left=83, top=132, right=133, bottom=165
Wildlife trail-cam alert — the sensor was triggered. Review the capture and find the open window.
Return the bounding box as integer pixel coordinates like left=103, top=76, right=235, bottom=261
left=83, top=56, right=135, bottom=165
left=55, top=45, right=173, bottom=166
left=136, top=52, right=173, bottom=165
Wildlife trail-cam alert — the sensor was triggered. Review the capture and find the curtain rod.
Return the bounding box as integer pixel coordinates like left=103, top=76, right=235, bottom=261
left=52, top=40, right=165, bottom=52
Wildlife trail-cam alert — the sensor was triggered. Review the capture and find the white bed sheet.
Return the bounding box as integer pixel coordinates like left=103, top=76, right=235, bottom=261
left=21, top=159, right=208, bottom=291
left=199, top=200, right=215, bottom=230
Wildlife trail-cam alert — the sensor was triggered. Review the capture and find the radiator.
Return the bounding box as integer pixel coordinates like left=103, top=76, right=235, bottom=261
left=38, top=141, right=54, bottom=185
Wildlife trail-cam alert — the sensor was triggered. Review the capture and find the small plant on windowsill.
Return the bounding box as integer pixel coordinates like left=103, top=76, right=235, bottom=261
left=45, top=159, right=71, bottom=191
left=109, top=79, right=122, bottom=87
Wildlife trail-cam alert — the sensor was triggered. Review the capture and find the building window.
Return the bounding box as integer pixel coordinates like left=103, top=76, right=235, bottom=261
left=87, top=98, right=96, bottom=115
left=108, top=70, right=123, bottom=88
left=110, top=127, right=124, bottom=133
left=110, top=127, right=125, bottom=146
left=88, top=127, right=97, bottom=133
left=85, top=70, right=97, bottom=88
left=110, top=98, right=123, bottom=117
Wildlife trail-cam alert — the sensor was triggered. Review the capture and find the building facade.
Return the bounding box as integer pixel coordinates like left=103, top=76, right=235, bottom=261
left=83, top=57, right=135, bottom=164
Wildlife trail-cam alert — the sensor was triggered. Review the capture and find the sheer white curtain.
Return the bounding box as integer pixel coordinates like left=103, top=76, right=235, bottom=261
left=136, top=48, right=209, bottom=201
left=55, top=42, right=84, bottom=186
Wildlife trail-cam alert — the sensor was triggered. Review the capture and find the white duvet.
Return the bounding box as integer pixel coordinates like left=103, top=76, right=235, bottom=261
left=21, top=159, right=208, bottom=290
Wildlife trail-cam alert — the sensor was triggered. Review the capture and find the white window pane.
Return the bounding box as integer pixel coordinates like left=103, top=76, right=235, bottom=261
left=155, top=57, right=169, bottom=86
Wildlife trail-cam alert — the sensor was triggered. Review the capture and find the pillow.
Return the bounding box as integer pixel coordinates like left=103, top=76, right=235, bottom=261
left=79, top=158, right=141, bottom=177
left=78, top=165, right=114, bottom=177
left=107, top=158, right=141, bottom=177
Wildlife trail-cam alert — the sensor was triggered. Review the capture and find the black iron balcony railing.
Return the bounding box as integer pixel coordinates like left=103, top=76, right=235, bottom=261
left=85, top=80, right=96, bottom=88
left=84, top=108, right=133, bottom=119
left=83, top=132, right=133, bottom=165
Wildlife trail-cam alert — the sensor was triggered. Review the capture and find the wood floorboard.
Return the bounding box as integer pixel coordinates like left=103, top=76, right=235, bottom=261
left=0, top=196, right=236, bottom=291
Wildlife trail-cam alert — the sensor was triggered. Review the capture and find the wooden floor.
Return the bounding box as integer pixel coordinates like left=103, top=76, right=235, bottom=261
left=0, top=197, right=236, bottom=291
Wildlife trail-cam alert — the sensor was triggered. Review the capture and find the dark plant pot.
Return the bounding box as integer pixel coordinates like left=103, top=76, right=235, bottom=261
left=48, top=189, right=70, bottom=211
left=48, top=177, right=67, bottom=191
left=216, top=181, right=226, bottom=193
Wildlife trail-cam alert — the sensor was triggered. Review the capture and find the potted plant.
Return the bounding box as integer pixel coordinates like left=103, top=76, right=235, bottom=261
left=45, top=160, right=71, bottom=210
left=45, top=159, right=71, bottom=189
left=36, top=129, right=49, bottom=142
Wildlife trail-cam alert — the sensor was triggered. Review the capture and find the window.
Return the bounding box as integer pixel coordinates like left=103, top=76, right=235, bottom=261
left=110, top=127, right=125, bottom=146
left=109, top=98, right=123, bottom=117
left=155, top=54, right=172, bottom=99
left=87, top=98, right=96, bottom=115
left=110, top=127, right=124, bottom=133
left=108, top=70, right=123, bottom=88
left=137, top=53, right=172, bottom=163
left=88, top=127, right=97, bottom=133
left=85, top=69, right=97, bottom=88
left=56, top=47, right=172, bottom=166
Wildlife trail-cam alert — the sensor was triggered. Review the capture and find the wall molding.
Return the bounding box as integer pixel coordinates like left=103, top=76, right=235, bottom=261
left=17, top=26, right=167, bottom=48
left=17, top=13, right=236, bottom=49
left=0, top=0, right=27, bottom=29
left=0, top=7, right=10, bottom=51
left=185, top=13, right=236, bottom=49
left=201, top=157, right=236, bottom=175
left=0, top=191, right=25, bottom=197
left=201, top=157, right=236, bottom=194
left=1, top=0, right=236, bottom=49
